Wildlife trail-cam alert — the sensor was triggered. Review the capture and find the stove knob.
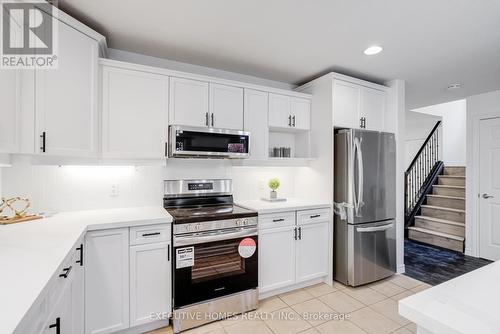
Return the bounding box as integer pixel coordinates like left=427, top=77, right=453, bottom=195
left=241, top=219, right=248, bottom=226
left=196, top=224, right=202, bottom=231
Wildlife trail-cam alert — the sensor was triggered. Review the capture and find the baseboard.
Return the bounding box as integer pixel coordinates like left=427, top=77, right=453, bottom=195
left=397, top=264, right=406, bottom=274
left=115, top=320, right=169, bottom=334
left=258, top=276, right=325, bottom=300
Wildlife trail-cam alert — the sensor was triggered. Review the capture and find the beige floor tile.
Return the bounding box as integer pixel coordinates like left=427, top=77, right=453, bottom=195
left=264, top=307, right=312, bottom=334
left=183, top=321, right=224, bottom=334
left=391, top=327, right=414, bottom=334
left=304, top=283, right=338, bottom=297
left=404, top=323, right=418, bottom=333
left=349, top=307, right=401, bottom=334
left=389, top=275, right=424, bottom=289
left=257, top=296, right=288, bottom=313
left=318, top=291, right=364, bottom=314
left=370, top=299, right=410, bottom=326
left=343, top=286, right=387, bottom=305
left=369, top=280, right=406, bottom=297
left=146, top=326, right=173, bottom=334
left=316, top=320, right=367, bottom=334
left=410, top=283, right=432, bottom=293
left=279, top=289, right=314, bottom=306
left=390, top=290, right=415, bottom=302
left=299, top=328, right=321, bottom=334
left=224, top=319, right=272, bottom=334
left=332, top=280, right=349, bottom=290
left=291, top=298, right=334, bottom=326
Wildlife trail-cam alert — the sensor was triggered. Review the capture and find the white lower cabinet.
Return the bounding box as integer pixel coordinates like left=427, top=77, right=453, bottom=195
left=85, top=228, right=130, bottom=334
left=258, top=208, right=331, bottom=297
left=130, top=242, right=171, bottom=327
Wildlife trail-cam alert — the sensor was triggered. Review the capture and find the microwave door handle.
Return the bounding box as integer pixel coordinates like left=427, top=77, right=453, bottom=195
left=356, top=223, right=394, bottom=233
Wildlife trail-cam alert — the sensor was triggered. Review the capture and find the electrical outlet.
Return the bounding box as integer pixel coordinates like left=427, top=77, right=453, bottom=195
left=110, top=184, right=119, bottom=197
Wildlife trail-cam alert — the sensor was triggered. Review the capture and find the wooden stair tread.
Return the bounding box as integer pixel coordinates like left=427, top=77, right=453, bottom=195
left=433, top=185, right=465, bottom=189
left=438, top=175, right=465, bottom=179
left=421, top=205, right=465, bottom=213
left=415, top=215, right=465, bottom=227
left=408, top=226, right=465, bottom=241
left=427, top=194, right=465, bottom=200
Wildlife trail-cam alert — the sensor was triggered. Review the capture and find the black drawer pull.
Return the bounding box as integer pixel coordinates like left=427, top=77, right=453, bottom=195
left=49, top=317, right=60, bottom=334
left=272, top=218, right=285, bottom=222
left=310, top=214, right=321, bottom=219
left=142, top=232, right=161, bottom=237
left=59, top=266, right=72, bottom=278
left=76, top=244, right=83, bottom=266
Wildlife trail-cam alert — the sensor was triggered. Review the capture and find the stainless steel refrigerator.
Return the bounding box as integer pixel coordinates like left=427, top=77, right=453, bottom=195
left=334, top=129, right=396, bottom=286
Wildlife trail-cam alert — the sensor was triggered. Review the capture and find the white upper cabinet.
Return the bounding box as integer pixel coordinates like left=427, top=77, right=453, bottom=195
left=35, top=18, right=99, bottom=157
left=360, top=87, right=386, bottom=132
left=102, top=66, right=169, bottom=159
left=0, top=70, right=19, bottom=153
left=244, top=89, right=269, bottom=159
left=291, top=97, right=311, bottom=130
left=169, top=77, right=209, bottom=127
left=269, top=93, right=311, bottom=131
left=209, top=83, right=244, bottom=130
left=269, top=93, right=291, bottom=128
left=333, top=80, right=361, bottom=129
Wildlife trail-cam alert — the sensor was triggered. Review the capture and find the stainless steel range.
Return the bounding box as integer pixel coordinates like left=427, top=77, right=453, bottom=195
left=164, top=179, right=258, bottom=333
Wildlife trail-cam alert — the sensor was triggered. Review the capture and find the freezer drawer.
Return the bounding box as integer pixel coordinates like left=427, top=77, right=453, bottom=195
left=334, top=219, right=396, bottom=286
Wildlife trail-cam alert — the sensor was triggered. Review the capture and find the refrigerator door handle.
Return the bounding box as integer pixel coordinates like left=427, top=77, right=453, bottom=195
left=354, top=137, right=364, bottom=214
left=356, top=223, right=394, bottom=233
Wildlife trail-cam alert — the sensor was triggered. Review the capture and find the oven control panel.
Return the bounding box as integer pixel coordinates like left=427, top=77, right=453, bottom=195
left=173, top=216, right=258, bottom=235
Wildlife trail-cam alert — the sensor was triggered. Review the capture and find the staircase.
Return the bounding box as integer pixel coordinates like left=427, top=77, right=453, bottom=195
left=407, top=166, right=465, bottom=252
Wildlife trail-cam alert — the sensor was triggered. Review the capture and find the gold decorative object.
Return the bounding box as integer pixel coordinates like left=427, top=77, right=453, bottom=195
left=0, top=197, right=42, bottom=225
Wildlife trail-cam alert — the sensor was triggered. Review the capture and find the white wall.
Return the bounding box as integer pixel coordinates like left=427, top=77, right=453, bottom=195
left=465, top=89, right=500, bottom=257
left=412, top=99, right=466, bottom=166
left=404, top=111, right=442, bottom=168
left=0, top=157, right=302, bottom=213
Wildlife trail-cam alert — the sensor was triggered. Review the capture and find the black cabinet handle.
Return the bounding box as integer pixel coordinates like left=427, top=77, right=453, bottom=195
left=59, top=266, right=72, bottom=278
left=49, top=317, right=60, bottom=334
left=288, top=115, right=292, bottom=127
left=293, top=227, right=297, bottom=240
left=298, top=227, right=302, bottom=240
left=272, top=218, right=285, bottom=222
left=310, top=214, right=321, bottom=219
left=292, top=115, right=296, bottom=127
left=142, top=232, right=161, bottom=237
left=205, top=112, right=209, bottom=126
left=167, top=245, right=170, bottom=262
left=40, top=132, right=46, bottom=153
left=211, top=113, right=214, bottom=127
left=76, top=244, right=83, bottom=266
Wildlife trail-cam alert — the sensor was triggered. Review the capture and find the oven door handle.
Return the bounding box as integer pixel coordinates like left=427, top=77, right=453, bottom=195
left=174, top=227, right=258, bottom=246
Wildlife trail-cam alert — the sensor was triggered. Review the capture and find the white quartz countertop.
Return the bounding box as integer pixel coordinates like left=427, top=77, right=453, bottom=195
left=237, top=198, right=331, bottom=214
left=0, top=206, right=172, bottom=334
left=399, top=261, right=500, bottom=334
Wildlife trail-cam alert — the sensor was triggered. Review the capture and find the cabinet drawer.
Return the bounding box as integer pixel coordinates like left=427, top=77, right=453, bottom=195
left=259, top=212, right=296, bottom=230
left=297, top=208, right=331, bottom=226
left=130, top=224, right=171, bottom=245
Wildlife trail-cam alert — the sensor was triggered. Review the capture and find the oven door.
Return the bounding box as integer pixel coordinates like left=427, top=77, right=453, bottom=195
left=169, top=125, right=250, bottom=159
left=173, top=227, right=258, bottom=308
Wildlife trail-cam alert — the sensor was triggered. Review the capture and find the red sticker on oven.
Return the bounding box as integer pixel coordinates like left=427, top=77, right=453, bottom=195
left=238, top=238, right=256, bottom=258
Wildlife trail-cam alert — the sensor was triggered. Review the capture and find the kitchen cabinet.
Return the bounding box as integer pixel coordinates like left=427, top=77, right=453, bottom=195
left=35, top=16, right=99, bottom=157
left=269, top=94, right=311, bottom=131
left=0, top=70, right=19, bottom=153
left=85, top=228, right=130, bottom=334
left=258, top=208, right=330, bottom=297
left=43, top=280, right=73, bottom=334
left=259, top=225, right=296, bottom=293
left=130, top=242, right=171, bottom=327
left=209, top=83, right=244, bottom=130
left=244, top=89, right=269, bottom=159
left=169, top=77, right=209, bottom=128
left=333, top=79, right=387, bottom=131
left=101, top=65, right=169, bottom=159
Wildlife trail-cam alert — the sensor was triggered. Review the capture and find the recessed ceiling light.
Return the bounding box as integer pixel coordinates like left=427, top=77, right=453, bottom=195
left=446, top=83, right=462, bottom=91
left=364, top=45, right=383, bottom=55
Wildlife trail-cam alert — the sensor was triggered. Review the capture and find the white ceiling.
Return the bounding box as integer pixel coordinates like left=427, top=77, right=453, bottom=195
left=58, top=0, right=500, bottom=109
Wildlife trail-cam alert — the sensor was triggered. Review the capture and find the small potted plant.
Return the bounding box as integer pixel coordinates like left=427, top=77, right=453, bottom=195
left=268, top=178, right=280, bottom=199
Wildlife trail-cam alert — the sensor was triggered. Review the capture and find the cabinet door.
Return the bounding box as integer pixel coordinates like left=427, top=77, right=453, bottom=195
left=169, top=77, right=209, bottom=127
left=333, top=80, right=361, bottom=129
left=291, top=97, right=310, bottom=130
left=210, top=83, right=244, bottom=130
left=85, top=228, right=129, bottom=334
left=72, top=244, right=85, bottom=334
left=259, top=226, right=296, bottom=293
left=268, top=93, right=291, bottom=129
left=44, top=281, right=73, bottom=334
left=244, top=89, right=269, bottom=159
left=35, top=18, right=98, bottom=156
left=0, top=70, right=19, bottom=153
left=360, top=87, right=386, bottom=132
left=130, top=242, right=171, bottom=327
left=296, top=221, right=329, bottom=283
left=102, top=66, right=169, bottom=159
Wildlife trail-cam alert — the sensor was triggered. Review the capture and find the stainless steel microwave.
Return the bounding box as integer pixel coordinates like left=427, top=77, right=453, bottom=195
left=168, top=125, right=250, bottom=159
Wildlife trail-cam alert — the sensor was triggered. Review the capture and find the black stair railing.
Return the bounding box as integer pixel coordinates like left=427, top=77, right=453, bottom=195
left=405, top=121, right=443, bottom=227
